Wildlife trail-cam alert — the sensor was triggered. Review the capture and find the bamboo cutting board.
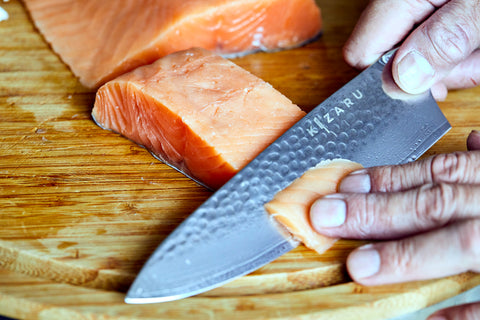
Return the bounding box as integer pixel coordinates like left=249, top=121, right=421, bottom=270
left=1, top=1, right=479, bottom=319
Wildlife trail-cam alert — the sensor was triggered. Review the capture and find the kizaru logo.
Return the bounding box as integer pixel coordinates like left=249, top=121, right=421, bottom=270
left=306, top=89, right=364, bottom=137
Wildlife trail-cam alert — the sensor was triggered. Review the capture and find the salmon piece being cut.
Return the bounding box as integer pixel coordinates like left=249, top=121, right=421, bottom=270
left=92, top=48, right=305, bottom=190
left=265, top=159, right=363, bottom=254
left=23, top=0, right=322, bottom=88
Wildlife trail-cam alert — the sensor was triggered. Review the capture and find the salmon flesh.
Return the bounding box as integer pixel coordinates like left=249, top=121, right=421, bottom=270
left=24, top=0, right=322, bottom=88
left=92, top=48, right=306, bottom=189
left=265, top=159, right=363, bottom=254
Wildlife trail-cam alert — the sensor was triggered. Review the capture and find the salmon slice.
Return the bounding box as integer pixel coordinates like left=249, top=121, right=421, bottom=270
left=23, top=0, right=322, bottom=88
left=265, top=159, right=363, bottom=254
left=92, top=48, right=305, bottom=190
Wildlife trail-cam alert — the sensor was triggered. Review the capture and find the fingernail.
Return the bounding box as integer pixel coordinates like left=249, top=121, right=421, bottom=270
left=397, top=50, right=435, bottom=94
left=348, top=245, right=381, bottom=279
left=310, top=196, right=346, bottom=229
left=339, top=170, right=371, bottom=193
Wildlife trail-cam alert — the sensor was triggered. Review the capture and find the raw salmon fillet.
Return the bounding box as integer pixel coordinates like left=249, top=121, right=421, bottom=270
left=23, top=0, right=322, bottom=88
left=92, top=48, right=305, bottom=190
left=265, top=159, right=363, bottom=254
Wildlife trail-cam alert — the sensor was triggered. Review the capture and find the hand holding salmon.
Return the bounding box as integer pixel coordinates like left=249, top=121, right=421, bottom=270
left=310, top=132, right=480, bottom=319
left=330, top=1, right=480, bottom=318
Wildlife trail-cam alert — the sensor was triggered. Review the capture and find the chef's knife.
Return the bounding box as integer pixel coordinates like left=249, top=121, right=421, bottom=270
left=125, top=51, right=451, bottom=304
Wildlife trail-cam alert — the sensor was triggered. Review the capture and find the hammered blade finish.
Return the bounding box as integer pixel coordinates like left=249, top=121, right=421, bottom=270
left=126, top=52, right=451, bottom=303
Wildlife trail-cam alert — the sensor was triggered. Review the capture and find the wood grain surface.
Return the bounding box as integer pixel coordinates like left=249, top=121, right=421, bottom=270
left=1, top=0, right=479, bottom=319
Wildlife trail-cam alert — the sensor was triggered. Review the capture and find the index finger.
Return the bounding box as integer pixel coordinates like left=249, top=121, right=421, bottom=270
left=343, top=0, right=446, bottom=68
left=339, top=151, right=480, bottom=194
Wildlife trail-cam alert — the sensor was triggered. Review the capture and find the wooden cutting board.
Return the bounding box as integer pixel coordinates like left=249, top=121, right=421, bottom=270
left=0, top=1, right=479, bottom=319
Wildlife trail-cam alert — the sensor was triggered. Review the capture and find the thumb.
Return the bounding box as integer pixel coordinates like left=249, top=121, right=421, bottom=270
left=392, top=0, right=480, bottom=94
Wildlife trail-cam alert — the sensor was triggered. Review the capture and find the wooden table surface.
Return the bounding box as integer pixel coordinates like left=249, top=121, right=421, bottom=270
left=1, top=1, right=479, bottom=319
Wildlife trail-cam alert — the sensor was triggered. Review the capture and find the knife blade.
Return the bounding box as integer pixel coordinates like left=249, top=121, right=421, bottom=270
left=125, top=51, right=451, bottom=304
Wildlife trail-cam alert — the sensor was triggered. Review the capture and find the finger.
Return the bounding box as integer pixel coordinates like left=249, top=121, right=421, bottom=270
left=343, top=0, right=445, bottom=69
left=337, top=151, right=480, bottom=194
left=428, top=302, right=480, bottom=320
left=439, top=49, right=480, bottom=90
left=310, top=183, right=480, bottom=239
left=345, top=219, right=480, bottom=285
left=467, top=130, right=480, bottom=151
left=431, top=49, right=480, bottom=100
left=392, top=0, right=480, bottom=94
left=431, top=82, right=449, bottom=101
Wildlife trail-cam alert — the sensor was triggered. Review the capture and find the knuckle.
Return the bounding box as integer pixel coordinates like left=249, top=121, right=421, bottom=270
left=458, top=220, right=480, bottom=270
left=422, top=16, right=474, bottom=66
left=350, top=194, right=378, bottom=237
left=389, top=240, right=417, bottom=275
left=371, top=166, right=397, bottom=192
left=414, top=183, right=456, bottom=227
left=429, top=152, right=468, bottom=183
